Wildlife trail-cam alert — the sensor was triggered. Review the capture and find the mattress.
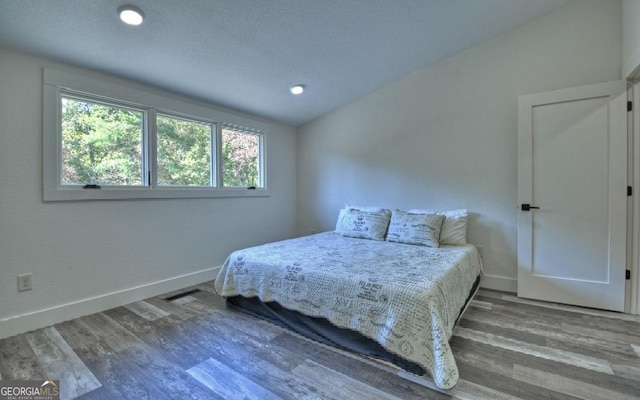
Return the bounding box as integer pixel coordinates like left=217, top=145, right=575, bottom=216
left=214, top=231, right=483, bottom=389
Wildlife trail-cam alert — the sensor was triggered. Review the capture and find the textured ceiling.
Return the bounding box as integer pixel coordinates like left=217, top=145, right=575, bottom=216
left=0, top=0, right=573, bottom=126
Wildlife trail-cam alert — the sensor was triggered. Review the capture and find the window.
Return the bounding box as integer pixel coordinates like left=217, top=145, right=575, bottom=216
left=61, top=95, right=146, bottom=186
left=222, top=125, right=262, bottom=188
left=43, top=68, right=268, bottom=201
left=157, top=114, right=214, bottom=187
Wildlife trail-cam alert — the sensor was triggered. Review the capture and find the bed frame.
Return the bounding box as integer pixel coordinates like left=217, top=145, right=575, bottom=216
left=225, top=274, right=481, bottom=375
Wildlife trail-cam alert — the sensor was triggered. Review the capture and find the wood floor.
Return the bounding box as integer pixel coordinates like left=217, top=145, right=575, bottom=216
left=1, top=283, right=640, bottom=400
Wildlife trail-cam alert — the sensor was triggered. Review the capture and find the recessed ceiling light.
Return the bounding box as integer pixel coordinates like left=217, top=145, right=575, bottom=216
left=290, top=85, right=305, bottom=95
left=118, top=6, right=144, bottom=26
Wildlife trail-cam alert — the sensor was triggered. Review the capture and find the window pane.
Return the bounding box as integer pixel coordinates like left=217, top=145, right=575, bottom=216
left=61, top=97, right=144, bottom=185
left=222, top=126, right=261, bottom=187
left=157, top=114, right=213, bottom=186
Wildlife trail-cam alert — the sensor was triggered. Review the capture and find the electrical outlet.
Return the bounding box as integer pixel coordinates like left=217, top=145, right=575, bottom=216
left=18, top=274, right=32, bottom=292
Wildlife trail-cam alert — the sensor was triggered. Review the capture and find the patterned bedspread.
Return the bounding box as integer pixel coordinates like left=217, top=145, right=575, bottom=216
left=214, top=231, right=483, bottom=389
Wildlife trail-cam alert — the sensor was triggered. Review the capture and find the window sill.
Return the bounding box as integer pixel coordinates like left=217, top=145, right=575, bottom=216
left=43, top=187, right=270, bottom=202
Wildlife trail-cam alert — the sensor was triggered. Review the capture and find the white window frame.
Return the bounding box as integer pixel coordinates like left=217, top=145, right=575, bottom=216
left=155, top=111, right=217, bottom=188
left=43, top=68, right=269, bottom=201
left=220, top=123, right=265, bottom=188
left=58, top=91, right=150, bottom=188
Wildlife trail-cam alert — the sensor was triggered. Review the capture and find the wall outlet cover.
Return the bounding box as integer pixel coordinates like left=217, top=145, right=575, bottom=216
left=18, top=274, right=32, bottom=292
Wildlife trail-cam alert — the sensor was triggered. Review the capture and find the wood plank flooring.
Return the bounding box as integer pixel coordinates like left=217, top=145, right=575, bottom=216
left=1, top=284, right=639, bottom=400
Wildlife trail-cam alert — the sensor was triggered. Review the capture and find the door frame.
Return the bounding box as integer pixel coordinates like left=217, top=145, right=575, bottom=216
left=631, top=83, right=640, bottom=315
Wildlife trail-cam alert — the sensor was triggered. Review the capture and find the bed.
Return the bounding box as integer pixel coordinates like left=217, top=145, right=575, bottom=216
left=214, top=208, right=482, bottom=390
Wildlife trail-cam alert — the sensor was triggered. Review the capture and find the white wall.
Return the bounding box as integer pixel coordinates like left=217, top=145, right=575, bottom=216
left=0, top=49, right=297, bottom=338
left=623, top=0, right=640, bottom=80
left=297, top=0, right=622, bottom=292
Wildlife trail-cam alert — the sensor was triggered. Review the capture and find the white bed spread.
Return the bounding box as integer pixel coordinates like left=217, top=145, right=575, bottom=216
left=214, top=231, right=482, bottom=389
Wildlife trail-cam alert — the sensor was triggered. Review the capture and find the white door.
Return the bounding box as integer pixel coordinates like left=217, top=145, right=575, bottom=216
left=517, top=81, right=627, bottom=312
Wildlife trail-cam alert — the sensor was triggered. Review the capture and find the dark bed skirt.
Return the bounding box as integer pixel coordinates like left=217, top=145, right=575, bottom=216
left=226, top=275, right=481, bottom=376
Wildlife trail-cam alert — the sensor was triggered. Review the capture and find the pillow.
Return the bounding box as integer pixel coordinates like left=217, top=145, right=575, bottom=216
left=408, top=209, right=468, bottom=245
left=345, top=204, right=389, bottom=212
left=335, top=208, right=391, bottom=241
left=386, top=211, right=445, bottom=247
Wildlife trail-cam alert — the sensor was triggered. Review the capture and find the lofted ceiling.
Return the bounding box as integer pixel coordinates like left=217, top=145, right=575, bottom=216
left=0, top=0, right=573, bottom=126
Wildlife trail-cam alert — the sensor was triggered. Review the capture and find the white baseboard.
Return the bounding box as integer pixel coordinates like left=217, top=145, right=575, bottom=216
left=480, top=273, right=517, bottom=293
left=0, top=266, right=221, bottom=340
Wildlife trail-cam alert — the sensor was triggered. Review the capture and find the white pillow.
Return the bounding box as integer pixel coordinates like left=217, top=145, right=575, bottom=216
left=386, top=211, right=445, bottom=247
left=408, top=209, right=468, bottom=245
left=345, top=204, right=389, bottom=212
left=336, top=208, right=391, bottom=241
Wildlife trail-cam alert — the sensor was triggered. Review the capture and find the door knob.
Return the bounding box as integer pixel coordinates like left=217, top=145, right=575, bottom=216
left=521, top=204, right=540, bottom=211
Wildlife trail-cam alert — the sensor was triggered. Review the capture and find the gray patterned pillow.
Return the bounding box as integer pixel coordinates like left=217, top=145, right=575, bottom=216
left=336, top=209, right=391, bottom=241
left=386, top=211, right=445, bottom=247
